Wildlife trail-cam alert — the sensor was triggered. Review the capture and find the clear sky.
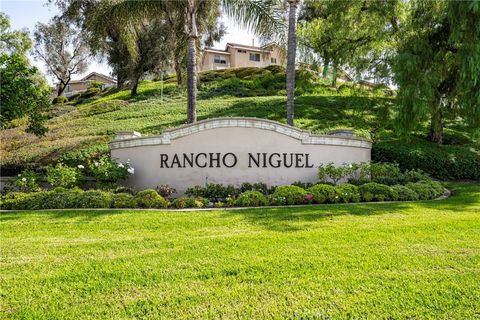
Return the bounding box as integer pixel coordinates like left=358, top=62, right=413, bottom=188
left=1, top=0, right=259, bottom=84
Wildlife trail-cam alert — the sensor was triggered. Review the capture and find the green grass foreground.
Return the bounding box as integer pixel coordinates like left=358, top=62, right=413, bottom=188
left=1, top=182, right=479, bottom=319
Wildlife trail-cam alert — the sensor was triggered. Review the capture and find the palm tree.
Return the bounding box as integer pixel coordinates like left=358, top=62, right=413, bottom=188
left=286, top=0, right=300, bottom=126
left=67, top=0, right=284, bottom=123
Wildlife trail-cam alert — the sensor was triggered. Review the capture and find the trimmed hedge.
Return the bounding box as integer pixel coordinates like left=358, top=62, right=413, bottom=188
left=307, top=184, right=336, bottom=204
left=135, top=189, right=168, bottom=208
left=235, top=191, right=268, bottom=207
left=270, top=185, right=307, bottom=205
left=373, top=141, right=480, bottom=180
left=359, top=183, right=398, bottom=202
left=0, top=181, right=446, bottom=210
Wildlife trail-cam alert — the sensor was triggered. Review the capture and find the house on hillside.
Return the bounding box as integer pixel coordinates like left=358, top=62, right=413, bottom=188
left=58, top=72, right=116, bottom=97
left=201, top=42, right=285, bottom=71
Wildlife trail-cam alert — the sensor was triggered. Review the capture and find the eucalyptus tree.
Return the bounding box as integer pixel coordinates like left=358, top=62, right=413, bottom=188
left=33, top=16, right=89, bottom=96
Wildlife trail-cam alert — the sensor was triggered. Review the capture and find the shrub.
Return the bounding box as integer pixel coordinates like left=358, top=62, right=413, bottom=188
left=60, top=144, right=109, bottom=170
left=13, top=169, right=40, bottom=192
left=359, top=183, right=398, bottom=202
left=373, top=140, right=480, bottom=180
left=368, top=162, right=406, bottom=185
left=46, top=163, right=80, bottom=188
left=406, top=181, right=444, bottom=200
left=42, top=188, right=84, bottom=209
left=52, top=95, right=68, bottom=104
left=307, top=184, right=336, bottom=204
left=318, top=163, right=348, bottom=185
left=270, top=185, right=307, bottom=205
left=185, top=183, right=238, bottom=201
left=171, top=197, right=192, bottom=209
left=135, top=189, right=168, bottom=208
left=1, top=192, right=47, bottom=210
left=156, top=185, right=176, bottom=198
left=89, top=156, right=133, bottom=188
left=335, top=184, right=361, bottom=203
left=111, top=186, right=136, bottom=195
left=291, top=181, right=316, bottom=190
left=239, top=182, right=269, bottom=195
left=391, top=185, right=419, bottom=201
left=112, top=193, right=136, bottom=208
left=235, top=191, right=269, bottom=207
left=78, top=190, right=113, bottom=208
left=81, top=87, right=100, bottom=98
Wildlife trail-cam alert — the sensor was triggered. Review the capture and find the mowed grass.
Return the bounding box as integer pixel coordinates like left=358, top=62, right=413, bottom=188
left=1, top=182, right=479, bottom=319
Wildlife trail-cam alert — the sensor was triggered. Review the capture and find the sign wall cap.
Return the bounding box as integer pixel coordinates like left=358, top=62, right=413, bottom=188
left=110, top=117, right=372, bottom=150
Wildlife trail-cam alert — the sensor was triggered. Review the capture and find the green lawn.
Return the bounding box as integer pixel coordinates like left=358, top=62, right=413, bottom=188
left=1, top=182, right=479, bottom=319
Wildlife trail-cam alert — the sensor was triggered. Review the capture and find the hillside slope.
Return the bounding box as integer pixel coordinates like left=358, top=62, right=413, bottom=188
left=1, top=68, right=476, bottom=175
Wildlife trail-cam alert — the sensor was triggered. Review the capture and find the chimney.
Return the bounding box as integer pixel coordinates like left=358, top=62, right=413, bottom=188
left=252, top=38, right=254, bottom=47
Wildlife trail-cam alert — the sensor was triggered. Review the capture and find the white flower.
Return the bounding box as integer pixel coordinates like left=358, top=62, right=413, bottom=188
left=77, top=165, right=84, bottom=169
left=127, top=167, right=135, bottom=174
left=118, top=163, right=125, bottom=168
left=94, top=162, right=99, bottom=167
left=348, top=164, right=353, bottom=168
left=335, top=196, right=339, bottom=199
left=18, top=174, right=21, bottom=177
left=21, top=177, right=27, bottom=182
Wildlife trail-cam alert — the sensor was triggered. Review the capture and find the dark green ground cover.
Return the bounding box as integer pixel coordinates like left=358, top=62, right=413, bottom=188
left=1, top=182, right=479, bottom=319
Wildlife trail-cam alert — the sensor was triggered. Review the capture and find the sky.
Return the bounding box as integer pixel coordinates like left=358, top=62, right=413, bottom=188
left=1, top=0, right=260, bottom=84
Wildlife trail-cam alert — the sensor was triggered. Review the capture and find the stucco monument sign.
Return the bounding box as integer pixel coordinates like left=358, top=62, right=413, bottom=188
left=110, top=118, right=372, bottom=193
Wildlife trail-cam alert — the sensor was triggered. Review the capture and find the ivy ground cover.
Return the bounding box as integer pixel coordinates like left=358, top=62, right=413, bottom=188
left=1, top=182, right=479, bottom=319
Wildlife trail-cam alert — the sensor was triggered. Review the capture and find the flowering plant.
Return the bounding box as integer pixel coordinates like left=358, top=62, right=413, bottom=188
left=13, top=169, right=40, bottom=192
left=304, top=194, right=314, bottom=204
left=88, top=156, right=134, bottom=188
left=46, top=163, right=80, bottom=188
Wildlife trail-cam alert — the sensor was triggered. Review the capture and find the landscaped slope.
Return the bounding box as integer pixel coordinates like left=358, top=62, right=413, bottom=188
left=1, top=182, right=479, bottom=318
left=1, top=79, right=395, bottom=172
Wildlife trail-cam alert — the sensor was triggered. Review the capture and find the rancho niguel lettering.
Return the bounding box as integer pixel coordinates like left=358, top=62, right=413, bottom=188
left=160, top=152, right=314, bottom=169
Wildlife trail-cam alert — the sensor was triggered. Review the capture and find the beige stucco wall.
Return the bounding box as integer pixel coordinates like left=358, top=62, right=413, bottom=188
left=201, top=52, right=231, bottom=71
left=110, top=118, right=371, bottom=194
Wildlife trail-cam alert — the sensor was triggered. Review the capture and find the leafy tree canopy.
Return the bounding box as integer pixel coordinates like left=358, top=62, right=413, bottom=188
left=0, top=13, right=49, bottom=136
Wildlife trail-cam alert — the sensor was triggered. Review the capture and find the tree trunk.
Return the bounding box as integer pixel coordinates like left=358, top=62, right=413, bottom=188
left=286, top=0, right=299, bottom=127
left=57, top=78, right=70, bottom=97
left=429, top=99, right=443, bottom=144
left=322, top=62, right=329, bottom=78
left=331, top=66, right=337, bottom=88
left=131, top=77, right=139, bottom=97
left=175, top=59, right=183, bottom=88
left=185, top=3, right=198, bottom=124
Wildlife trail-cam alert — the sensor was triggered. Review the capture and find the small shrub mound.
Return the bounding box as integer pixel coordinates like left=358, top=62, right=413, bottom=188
left=307, top=184, right=336, bottom=204
left=406, top=181, right=444, bottom=200
left=270, top=185, right=307, bottom=205
left=112, top=193, right=136, bottom=208
left=135, top=189, right=168, bottom=208
left=78, top=190, right=113, bottom=208
left=171, top=197, right=208, bottom=209
left=391, top=185, right=419, bottom=201
left=235, top=191, right=268, bottom=207
left=52, top=95, right=68, bottom=104
left=334, top=184, right=361, bottom=203
left=359, top=183, right=398, bottom=202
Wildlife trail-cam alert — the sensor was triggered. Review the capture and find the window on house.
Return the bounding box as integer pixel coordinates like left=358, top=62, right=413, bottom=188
left=249, top=53, right=260, bottom=62
left=271, top=58, right=277, bottom=64
left=214, top=55, right=226, bottom=64
left=66, top=85, right=71, bottom=92
left=238, top=49, right=247, bottom=53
